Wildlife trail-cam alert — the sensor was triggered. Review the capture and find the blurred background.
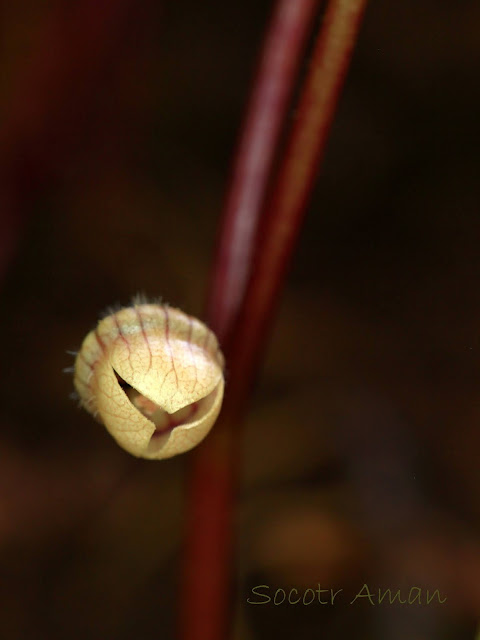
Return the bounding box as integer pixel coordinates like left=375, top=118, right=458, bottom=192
left=1, top=1, right=480, bottom=638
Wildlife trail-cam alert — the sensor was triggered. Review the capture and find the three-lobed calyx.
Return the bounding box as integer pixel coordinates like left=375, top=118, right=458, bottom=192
left=73, top=303, right=224, bottom=459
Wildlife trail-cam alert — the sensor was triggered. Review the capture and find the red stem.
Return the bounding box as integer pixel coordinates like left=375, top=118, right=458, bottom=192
left=207, top=0, right=319, bottom=344
left=179, top=1, right=367, bottom=639
left=229, top=0, right=368, bottom=389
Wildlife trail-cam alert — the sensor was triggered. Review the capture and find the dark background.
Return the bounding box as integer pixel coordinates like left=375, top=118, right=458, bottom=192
left=1, top=1, right=479, bottom=638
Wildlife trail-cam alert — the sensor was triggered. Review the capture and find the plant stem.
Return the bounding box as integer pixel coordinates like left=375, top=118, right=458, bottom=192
left=207, top=0, right=319, bottom=344
left=179, top=1, right=367, bottom=639
left=229, top=0, right=368, bottom=385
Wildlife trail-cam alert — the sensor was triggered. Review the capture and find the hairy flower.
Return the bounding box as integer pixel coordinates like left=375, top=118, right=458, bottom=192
left=73, top=302, right=224, bottom=459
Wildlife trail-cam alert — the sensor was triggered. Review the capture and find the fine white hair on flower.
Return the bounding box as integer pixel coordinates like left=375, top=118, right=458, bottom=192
left=72, top=301, right=224, bottom=460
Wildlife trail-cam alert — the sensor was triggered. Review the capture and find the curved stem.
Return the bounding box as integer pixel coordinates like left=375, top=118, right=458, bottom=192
left=229, top=0, right=368, bottom=388
left=179, top=1, right=368, bottom=639
left=207, top=0, right=319, bottom=344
